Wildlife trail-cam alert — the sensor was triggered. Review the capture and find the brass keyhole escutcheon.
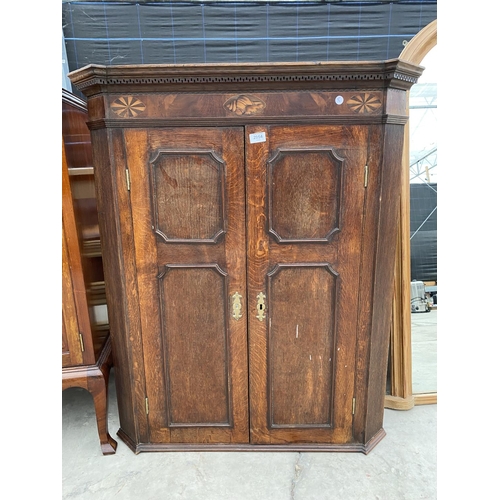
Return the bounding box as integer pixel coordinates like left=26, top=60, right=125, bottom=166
left=256, top=292, right=266, bottom=322
left=231, top=292, right=243, bottom=320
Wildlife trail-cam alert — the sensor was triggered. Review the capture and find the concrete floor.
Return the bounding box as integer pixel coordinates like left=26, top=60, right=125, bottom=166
left=411, top=309, right=437, bottom=395
left=62, top=371, right=437, bottom=500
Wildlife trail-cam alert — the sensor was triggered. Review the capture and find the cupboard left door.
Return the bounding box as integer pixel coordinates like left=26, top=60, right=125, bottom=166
left=124, top=126, right=249, bottom=445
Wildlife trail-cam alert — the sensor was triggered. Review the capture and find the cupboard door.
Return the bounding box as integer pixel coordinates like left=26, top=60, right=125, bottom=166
left=126, top=127, right=249, bottom=444
left=246, top=124, right=369, bottom=444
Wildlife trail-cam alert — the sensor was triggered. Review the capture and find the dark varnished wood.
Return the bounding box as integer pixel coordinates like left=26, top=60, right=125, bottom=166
left=95, top=128, right=150, bottom=445
left=365, top=124, right=407, bottom=439
left=68, top=60, right=421, bottom=96
left=158, top=264, right=231, bottom=427
left=69, top=60, right=419, bottom=130
left=62, top=89, right=93, bottom=170
left=150, top=149, right=226, bottom=243
left=62, top=138, right=89, bottom=367
left=246, top=124, right=369, bottom=445
left=117, top=427, right=386, bottom=455
left=62, top=337, right=117, bottom=455
left=69, top=60, right=422, bottom=454
left=62, top=92, right=117, bottom=454
left=267, top=263, right=337, bottom=428
left=122, top=127, right=249, bottom=444
left=267, top=147, right=343, bottom=243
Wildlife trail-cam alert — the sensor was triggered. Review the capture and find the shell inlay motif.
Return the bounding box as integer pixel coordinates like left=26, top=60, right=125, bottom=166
left=111, top=96, right=146, bottom=117
left=224, top=95, right=266, bottom=115
left=347, top=94, right=382, bottom=114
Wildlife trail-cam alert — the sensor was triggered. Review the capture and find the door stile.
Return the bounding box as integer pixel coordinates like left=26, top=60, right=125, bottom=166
left=121, top=128, right=161, bottom=445
left=220, top=127, right=251, bottom=443
left=352, top=124, right=381, bottom=443
left=244, top=125, right=272, bottom=444
left=92, top=128, right=151, bottom=445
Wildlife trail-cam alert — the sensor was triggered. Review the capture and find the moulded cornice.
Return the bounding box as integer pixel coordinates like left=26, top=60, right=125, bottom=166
left=68, top=59, right=424, bottom=96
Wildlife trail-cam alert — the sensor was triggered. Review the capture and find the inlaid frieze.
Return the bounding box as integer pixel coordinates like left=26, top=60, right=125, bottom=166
left=102, top=90, right=387, bottom=125
left=224, top=94, right=266, bottom=115
left=110, top=96, right=146, bottom=117
left=347, top=93, right=382, bottom=114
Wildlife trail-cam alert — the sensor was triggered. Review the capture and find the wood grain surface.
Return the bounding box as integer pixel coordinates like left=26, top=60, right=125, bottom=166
left=68, top=60, right=423, bottom=452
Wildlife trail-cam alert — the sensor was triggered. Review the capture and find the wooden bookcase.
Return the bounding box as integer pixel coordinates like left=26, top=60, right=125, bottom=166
left=62, top=89, right=117, bottom=455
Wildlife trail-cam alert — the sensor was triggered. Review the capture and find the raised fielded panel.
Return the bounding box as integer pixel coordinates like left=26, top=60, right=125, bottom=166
left=158, top=264, right=231, bottom=427
left=150, top=150, right=226, bottom=243
left=268, top=148, right=343, bottom=243
left=267, top=263, right=337, bottom=429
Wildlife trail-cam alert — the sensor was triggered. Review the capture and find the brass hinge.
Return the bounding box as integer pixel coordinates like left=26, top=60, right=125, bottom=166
left=145, top=397, right=149, bottom=415
left=125, top=168, right=131, bottom=191
left=352, top=397, right=356, bottom=415
left=79, top=333, right=85, bottom=352
left=364, top=165, right=368, bottom=188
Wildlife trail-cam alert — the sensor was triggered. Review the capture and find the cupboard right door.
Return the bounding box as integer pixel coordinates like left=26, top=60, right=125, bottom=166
left=246, top=124, right=371, bottom=445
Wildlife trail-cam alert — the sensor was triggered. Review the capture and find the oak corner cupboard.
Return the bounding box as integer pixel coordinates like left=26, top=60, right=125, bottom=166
left=69, top=59, right=423, bottom=454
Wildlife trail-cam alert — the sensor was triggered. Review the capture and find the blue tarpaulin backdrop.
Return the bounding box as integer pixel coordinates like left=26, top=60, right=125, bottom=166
left=62, top=1, right=437, bottom=70
left=62, top=1, right=438, bottom=282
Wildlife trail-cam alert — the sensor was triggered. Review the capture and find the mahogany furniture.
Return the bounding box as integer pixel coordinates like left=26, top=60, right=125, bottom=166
left=69, top=60, right=422, bottom=454
left=62, top=90, right=117, bottom=455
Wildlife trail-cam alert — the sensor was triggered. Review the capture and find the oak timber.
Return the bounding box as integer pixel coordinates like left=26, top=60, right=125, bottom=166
left=69, top=59, right=422, bottom=453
